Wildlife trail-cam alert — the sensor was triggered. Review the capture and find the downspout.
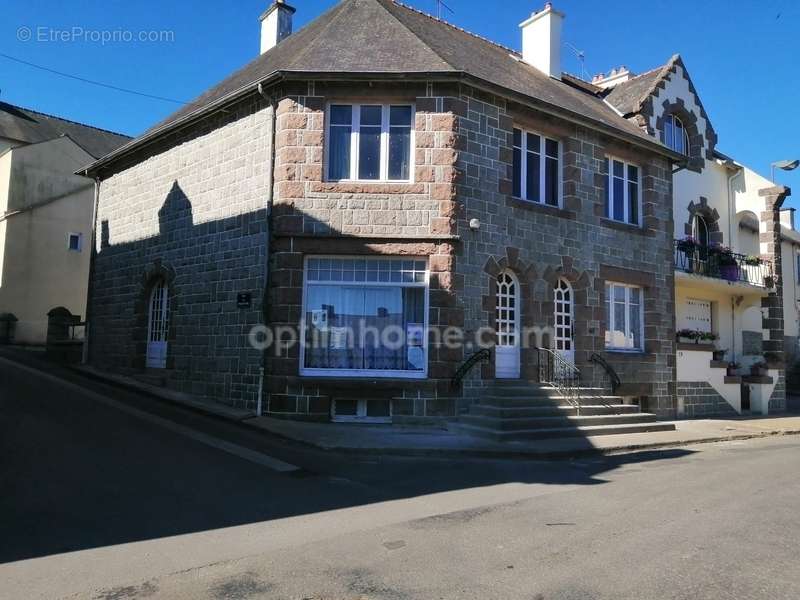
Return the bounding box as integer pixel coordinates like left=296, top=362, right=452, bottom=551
left=726, top=166, right=743, bottom=362
left=256, top=82, right=278, bottom=417
left=82, top=176, right=101, bottom=365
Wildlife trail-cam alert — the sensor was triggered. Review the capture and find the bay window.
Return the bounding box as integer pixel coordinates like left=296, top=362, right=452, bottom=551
left=605, top=157, right=640, bottom=225
left=512, top=127, right=560, bottom=206
left=605, top=282, right=644, bottom=351
left=302, top=257, right=428, bottom=377
left=326, top=104, right=414, bottom=182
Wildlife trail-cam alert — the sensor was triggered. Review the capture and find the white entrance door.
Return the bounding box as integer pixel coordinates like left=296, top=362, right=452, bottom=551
left=495, top=270, right=520, bottom=379
left=146, top=280, right=169, bottom=369
left=554, top=279, right=574, bottom=365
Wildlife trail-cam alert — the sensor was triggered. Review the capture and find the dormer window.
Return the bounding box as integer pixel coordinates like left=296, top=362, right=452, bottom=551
left=664, top=114, right=689, bottom=155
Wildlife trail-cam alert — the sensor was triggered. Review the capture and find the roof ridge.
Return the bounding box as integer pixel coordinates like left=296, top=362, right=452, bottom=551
left=0, top=100, right=131, bottom=139
left=388, top=0, right=519, bottom=56
left=633, top=54, right=680, bottom=111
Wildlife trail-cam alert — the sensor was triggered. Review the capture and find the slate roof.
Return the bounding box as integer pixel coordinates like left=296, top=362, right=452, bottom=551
left=604, top=56, right=678, bottom=116
left=86, top=0, right=680, bottom=173
left=0, top=101, right=131, bottom=159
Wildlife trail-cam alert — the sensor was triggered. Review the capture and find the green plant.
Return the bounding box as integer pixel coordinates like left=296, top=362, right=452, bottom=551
left=744, top=255, right=762, bottom=266
left=709, top=244, right=737, bottom=266
left=676, top=236, right=698, bottom=253
left=700, top=331, right=718, bottom=342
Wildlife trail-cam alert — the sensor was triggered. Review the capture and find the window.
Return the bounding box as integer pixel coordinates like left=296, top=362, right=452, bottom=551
left=605, top=282, right=644, bottom=351
left=604, top=158, right=640, bottom=225
left=512, top=127, right=560, bottom=206
left=302, top=257, right=428, bottom=378
left=67, top=233, right=83, bottom=252
left=664, top=114, right=689, bottom=155
left=326, top=104, right=414, bottom=182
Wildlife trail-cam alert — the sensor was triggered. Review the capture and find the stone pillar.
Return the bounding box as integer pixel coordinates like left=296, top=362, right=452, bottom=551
left=759, top=185, right=791, bottom=412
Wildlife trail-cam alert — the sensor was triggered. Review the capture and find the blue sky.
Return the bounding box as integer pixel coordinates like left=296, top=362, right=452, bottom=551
left=2, top=0, right=798, bottom=202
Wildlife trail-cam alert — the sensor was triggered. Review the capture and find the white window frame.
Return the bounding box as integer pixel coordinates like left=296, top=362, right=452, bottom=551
left=67, top=232, right=83, bottom=252
left=300, top=255, right=430, bottom=379
left=605, top=281, right=645, bottom=352
left=606, top=156, right=641, bottom=226
left=512, top=127, right=562, bottom=207
left=664, top=114, right=690, bottom=155
left=324, top=103, right=415, bottom=183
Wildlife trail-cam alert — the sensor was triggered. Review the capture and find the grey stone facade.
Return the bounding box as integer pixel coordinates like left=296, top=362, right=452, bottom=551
left=676, top=382, right=737, bottom=418
left=88, top=96, right=272, bottom=409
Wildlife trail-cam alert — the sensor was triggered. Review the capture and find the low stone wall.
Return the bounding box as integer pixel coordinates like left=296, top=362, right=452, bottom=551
left=677, top=381, right=737, bottom=418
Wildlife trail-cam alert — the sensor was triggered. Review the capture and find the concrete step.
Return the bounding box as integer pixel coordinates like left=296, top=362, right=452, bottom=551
left=469, top=404, right=640, bottom=418
left=477, top=395, right=624, bottom=407
left=459, top=412, right=658, bottom=432
left=454, top=420, right=676, bottom=441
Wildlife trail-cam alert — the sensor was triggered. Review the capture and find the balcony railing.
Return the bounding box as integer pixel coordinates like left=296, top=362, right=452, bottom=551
left=674, top=240, right=774, bottom=288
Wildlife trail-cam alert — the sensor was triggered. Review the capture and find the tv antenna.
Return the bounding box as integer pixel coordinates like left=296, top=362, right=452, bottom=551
left=435, top=0, right=454, bottom=19
left=564, top=42, right=589, bottom=81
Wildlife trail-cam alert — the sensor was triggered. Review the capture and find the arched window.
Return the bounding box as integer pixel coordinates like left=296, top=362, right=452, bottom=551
left=554, top=279, right=574, bottom=364
left=146, top=278, right=170, bottom=368
left=665, top=114, right=690, bottom=155
left=692, top=214, right=709, bottom=247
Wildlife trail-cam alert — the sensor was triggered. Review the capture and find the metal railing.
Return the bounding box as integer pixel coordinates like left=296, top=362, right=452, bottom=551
left=451, top=348, right=491, bottom=390
left=536, top=347, right=581, bottom=413
left=589, top=353, right=621, bottom=395
left=674, top=240, right=773, bottom=287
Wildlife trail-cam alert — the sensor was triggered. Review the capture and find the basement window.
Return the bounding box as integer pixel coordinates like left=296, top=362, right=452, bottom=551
left=326, top=104, right=414, bottom=182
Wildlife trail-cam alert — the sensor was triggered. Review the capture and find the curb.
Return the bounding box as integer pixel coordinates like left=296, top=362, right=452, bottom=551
left=3, top=350, right=799, bottom=461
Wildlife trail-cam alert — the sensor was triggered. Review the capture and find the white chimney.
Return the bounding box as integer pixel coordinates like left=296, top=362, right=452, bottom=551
left=592, top=66, right=633, bottom=89
left=519, top=3, right=565, bottom=79
left=260, top=0, right=295, bottom=55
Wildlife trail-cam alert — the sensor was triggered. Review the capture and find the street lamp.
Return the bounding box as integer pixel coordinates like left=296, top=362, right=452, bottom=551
left=771, top=159, right=800, bottom=182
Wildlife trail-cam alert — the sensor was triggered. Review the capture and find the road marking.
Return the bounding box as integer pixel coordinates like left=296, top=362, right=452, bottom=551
left=0, top=356, right=300, bottom=473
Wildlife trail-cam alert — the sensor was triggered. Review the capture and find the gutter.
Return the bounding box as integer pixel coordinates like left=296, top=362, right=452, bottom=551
left=78, top=70, right=683, bottom=178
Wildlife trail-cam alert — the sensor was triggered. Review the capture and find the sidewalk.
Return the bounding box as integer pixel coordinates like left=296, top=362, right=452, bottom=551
left=3, top=346, right=799, bottom=460
left=247, top=413, right=800, bottom=459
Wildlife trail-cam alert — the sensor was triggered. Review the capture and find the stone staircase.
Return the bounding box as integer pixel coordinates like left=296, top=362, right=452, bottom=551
left=455, top=380, right=675, bottom=441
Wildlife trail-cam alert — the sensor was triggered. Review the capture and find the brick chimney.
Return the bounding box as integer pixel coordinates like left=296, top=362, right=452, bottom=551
left=519, top=3, right=565, bottom=79
left=260, top=0, right=295, bottom=55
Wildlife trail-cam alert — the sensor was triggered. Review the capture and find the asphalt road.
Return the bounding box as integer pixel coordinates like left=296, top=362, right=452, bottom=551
left=1, top=353, right=799, bottom=599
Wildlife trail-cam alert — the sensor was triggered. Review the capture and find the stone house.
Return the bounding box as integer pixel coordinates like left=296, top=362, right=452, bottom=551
left=0, top=102, right=129, bottom=344
left=81, top=0, right=685, bottom=427
left=598, top=57, right=791, bottom=416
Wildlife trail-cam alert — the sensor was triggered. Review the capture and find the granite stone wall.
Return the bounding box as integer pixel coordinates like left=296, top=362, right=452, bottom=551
left=89, top=96, right=272, bottom=409
left=676, top=381, right=737, bottom=418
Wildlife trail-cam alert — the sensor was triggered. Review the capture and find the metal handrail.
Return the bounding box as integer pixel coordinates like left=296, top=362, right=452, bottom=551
left=451, top=348, right=491, bottom=390
left=536, top=347, right=581, bottom=414
left=589, top=353, right=621, bottom=395
left=674, top=240, right=774, bottom=287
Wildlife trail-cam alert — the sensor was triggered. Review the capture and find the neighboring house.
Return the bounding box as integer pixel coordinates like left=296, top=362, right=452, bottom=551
left=600, top=56, right=791, bottom=416
left=80, top=0, right=685, bottom=427
left=0, top=102, right=130, bottom=344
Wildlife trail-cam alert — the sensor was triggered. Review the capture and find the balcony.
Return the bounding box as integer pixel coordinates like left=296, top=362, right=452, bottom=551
left=674, top=239, right=774, bottom=288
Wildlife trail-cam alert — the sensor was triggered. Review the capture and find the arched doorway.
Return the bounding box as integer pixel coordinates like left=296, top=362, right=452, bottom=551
left=554, top=278, right=574, bottom=365
left=146, top=279, right=169, bottom=368
left=495, top=270, right=520, bottom=379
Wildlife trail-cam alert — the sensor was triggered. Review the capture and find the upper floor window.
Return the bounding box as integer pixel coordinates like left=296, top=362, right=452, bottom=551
left=512, top=127, right=560, bottom=206
left=67, top=232, right=83, bottom=252
left=604, top=157, right=640, bottom=226
left=326, top=104, right=414, bottom=182
left=664, top=114, right=689, bottom=155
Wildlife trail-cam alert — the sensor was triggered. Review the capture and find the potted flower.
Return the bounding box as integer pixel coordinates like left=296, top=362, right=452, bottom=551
left=676, top=236, right=698, bottom=253
left=700, top=331, right=718, bottom=343
left=726, top=361, right=740, bottom=377
left=709, top=244, right=739, bottom=281
left=677, top=328, right=701, bottom=343
left=764, top=275, right=775, bottom=288
left=744, top=255, right=762, bottom=266
left=712, top=348, right=726, bottom=362
left=750, top=361, right=768, bottom=376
